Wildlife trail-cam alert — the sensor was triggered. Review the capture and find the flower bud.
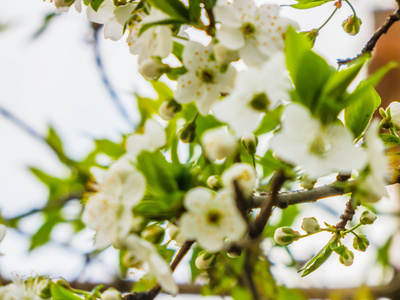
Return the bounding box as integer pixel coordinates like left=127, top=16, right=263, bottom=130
left=301, top=217, right=320, bottom=234
left=138, top=57, right=165, bottom=80
left=301, top=29, right=318, bottom=45
left=195, top=252, right=215, bottom=269
left=201, top=127, right=237, bottom=161
left=388, top=101, right=400, bottom=129
left=300, top=174, right=316, bottom=190
left=360, top=210, right=377, bottom=225
left=207, top=175, right=222, bottom=190
left=179, top=122, right=196, bottom=143
left=353, top=234, right=369, bottom=252
left=166, top=223, right=186, bottom=246
left=274, top=227, right=301, bottom=246
left=213, top=43, right=240, bottom=65
left=242, top=133, right=258, bottom=155
left=159, top=99, right=182, bottom=120
left=339, top=248, right=354, bottom=266
left=102, top=288, right=122, bottom=300
left=342, top=15, right=362, bottom=36
left=141, top=225, right=165, bottom=244
left=222, top=163, right=257, bottom=197
left=52, top=278, right=71, bottom=290
left=54, top=0, right=73, bottom=10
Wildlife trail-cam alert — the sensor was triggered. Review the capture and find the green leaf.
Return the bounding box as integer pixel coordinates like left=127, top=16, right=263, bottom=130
left=254, top=105, right=283, bottom=135
left=94, top=139, right=125, bottom=158
left=30, top=213, right=62, bottom=251
left=51, top=283, right=82, bottom=300
left=146, top=0, right=189, bottom=20
left=300, top=235, right=339, bottom=277
left=189, top=0, right=201, bottom=23
left=136, top=151, right=179, bottom=194
left=172, top=41, right=184, bottom=62
left=291, top=0, right=332, bottom=9
left=138, top=19, right=185, bottom=36
left=321, top=57, right=367, bottom=100
left=344, top=85, right=381, bottom=139
left=189, top=246, right=203, bottom=282
left=90, top=0, right=105, bottom=11
left=285, top=27, right=332, bottom=112
left=203, top=0, right=217, bottom=9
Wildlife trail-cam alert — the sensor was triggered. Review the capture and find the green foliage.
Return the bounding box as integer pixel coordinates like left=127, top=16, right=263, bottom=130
left=146, top=0, right=190, bottom=21
left=291, top=0, right=332, bottom=9
left=90, top=0, right=106, bottom=11
left=254, top=105, right=283, bottom=135
left=51, top=284, right=82, bottom=300
left=344, top=85, right=381, bottom=140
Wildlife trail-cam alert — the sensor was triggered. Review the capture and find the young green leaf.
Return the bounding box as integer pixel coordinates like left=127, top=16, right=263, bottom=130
left=51, top=283, right=82, bottom=300
left=291, top=0, right=332, bottom=9
left=146, top=0, right=190, bottom=21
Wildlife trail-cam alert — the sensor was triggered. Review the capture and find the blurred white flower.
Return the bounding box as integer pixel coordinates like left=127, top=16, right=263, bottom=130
left=388, top=101, right=400, bottom=128
left=127, top=9, right=173, bottom=73
left=359, top=119, right=391, bottom=202
left=54, top=0, right=81, bottom=13
left=126, top=234, right=178, bottom=295
left=0, top=224, right=5, bottom=255
left=213, top=52, right=290, bottom=136
left=270, top=104, right=367, bottom=179
left=214, top=0, right=296, bottom=66
left=201, top=127, right=237, bottom=161
left=82, top=159, right=146, bottom=248
left=126, top=119, right=166, bottom=161
left=101, top=288, right=122, bottom=300
left=87, top=0, right=136, bottom=41
left=179, top=187, right=247, bottom=252
left=175, top=42, right=236, bottom=115
left=222, top=163, right=257, bottom=197
left=0, top=275, right=47, bottom=300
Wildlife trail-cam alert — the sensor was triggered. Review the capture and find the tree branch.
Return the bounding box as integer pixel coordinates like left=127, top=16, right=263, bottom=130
left=338, top=6, right=400, bottom=66
left=251, top=183, right=348, bottom=209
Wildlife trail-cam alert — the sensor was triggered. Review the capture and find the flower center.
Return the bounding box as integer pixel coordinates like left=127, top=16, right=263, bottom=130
left=206, top=210, right=223, bottom=226
left=250, top=93, right=269, bottom=112
left=200, top=69, right=215, bottom=83
left=309, top=136, right=332, bottom=156
left=241, top=22, right=256, bottom=39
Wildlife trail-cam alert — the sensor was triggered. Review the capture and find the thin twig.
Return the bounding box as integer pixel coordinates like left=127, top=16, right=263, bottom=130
left=250, top=170, right=286, bottom=238
left=338, top=6, right=400, bottom=66
left=335, top=195, right=357, bottom=230
left=92, top=24, right=134, bottom=128
left=0, top=105, right=45, bottom=142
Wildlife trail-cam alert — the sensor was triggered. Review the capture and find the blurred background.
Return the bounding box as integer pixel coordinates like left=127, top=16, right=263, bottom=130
left=1, top=0, right=400, bottom=298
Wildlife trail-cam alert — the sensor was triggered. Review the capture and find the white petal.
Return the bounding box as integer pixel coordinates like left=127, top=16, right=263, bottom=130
left=86, top=0, right=114, bottom=24
left=114, top=3, right=136, bottom=25
left=103, top=19, right=124, bottom=41
left=240, top=42, right=269, bottom=67
left=184, top=187, right=213, bottom=213
left=74, top=0, right=82, bottom=13
left=148, top=254, right=178, bottom=295
left=126, top=134, right=149, bottom=160
left=217, top=26, right=245, bottom=50
left=0, top=225, right=6, bottom=243
left=214, top=5, right=241, bottom=28
left=144, top=119, right=166, bottom=150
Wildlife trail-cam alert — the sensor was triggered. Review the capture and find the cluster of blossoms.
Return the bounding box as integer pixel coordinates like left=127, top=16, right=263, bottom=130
left=4, top=0, right=397, bottom=297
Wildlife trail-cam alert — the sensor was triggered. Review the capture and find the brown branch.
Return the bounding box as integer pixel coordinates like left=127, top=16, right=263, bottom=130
left=251, top=182, right=348, bottom=209
left=335, top=195, right=358, bottom=230
left=250, top=170, right=286, bottom=239
left=338, top=6, right=400, bottom=66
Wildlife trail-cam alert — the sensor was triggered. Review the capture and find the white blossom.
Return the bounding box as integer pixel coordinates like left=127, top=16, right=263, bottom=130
left=125, top=234, right=178, bottom=295
left=274, top=227, right=300, bottom=246
left=359, top=119, right=391, bottom=202
left=0, top=224, right=5, bottom=255
left=388, top=101, right=400, bottom=128
left=127, top=9, right=173, bottom=72
left=270, top=104, right=367, bottom=179
left=213, top=52, right=290, bottom=136
left=214, top=0, right=296, bottom=66
left=126, top=119, right=166, bottom=162
left=222, top=163, right=257, bottom=197
left=82, top=158, right=146, bottom=248
left=201, top=127, right=237, bottom=161
left=195, top=252, right=215, bottom=269
left=87, top=0, right=136, bottom=41
left=360, top=210, right=377, bottom=225
left=301, top=217, right=320, bottom=234
left=54, top=0, right=81, bottom=13
left=175, top=42, right=236, bottom=115
left=101, top=288, right=122, bottom=300
left=0, top=275, right=47, bottom=300
left=179, top=187, right=247, bottom=252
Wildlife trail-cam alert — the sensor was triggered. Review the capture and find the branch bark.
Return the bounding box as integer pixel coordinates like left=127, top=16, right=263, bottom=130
left=338, top=5, right=400, bottom=66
